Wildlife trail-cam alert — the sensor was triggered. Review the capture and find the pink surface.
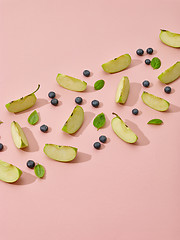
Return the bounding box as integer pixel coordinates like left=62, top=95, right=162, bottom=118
left=0, top=0, right=180, bottom=239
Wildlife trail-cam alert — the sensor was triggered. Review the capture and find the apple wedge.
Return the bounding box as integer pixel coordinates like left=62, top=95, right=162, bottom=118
left=0, top=159, right=22, bottom=183
left=43, top=144, right=77, bottom=162
left=102, top=54, right=131, bottom=73
left=158, top=61, right=180, bottom=84
left=111, top=113, right=138, bottom=143
left=159, top=29, right=180, bottom=48
left=56, top=74, right=87, bottom=91
left=62, top=106, right=84, bottom=134
left=115, top=76, right=130, bottom=104
left=6, top=85, right=40, bottom=113
left=141, top=91, right=169, bottom=112
left=11, top=121, right=29, bottom=149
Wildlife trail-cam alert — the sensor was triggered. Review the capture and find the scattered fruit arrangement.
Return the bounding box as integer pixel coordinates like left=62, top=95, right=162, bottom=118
left=0, top=29, right=180, bottom=184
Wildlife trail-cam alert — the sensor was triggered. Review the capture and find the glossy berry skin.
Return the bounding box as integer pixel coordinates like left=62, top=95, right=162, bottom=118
left=142, top=80, right=150, bottom=87
left=136, top=49, right=144, bottom=56
left=91, top=100, right=99, bottom=108
left=83, top=70, right=90, bottom=77
left=0, top=143, right=4, bottom=151
left=27, top=160, right=35, bottom=169
left=145, top=59, right=151, bottom=65
left=75, top=97, right=83, bottom=105
left=40, top=124, right=48, bottom=133
left=93, top=142, right=101, bottom=149
left=99, top=135, right=107, bottom=143
left=48, top=91, right=56, bottom=98
left=51, top=98, right=58, bottom=106
left=146, top=48, right=153, bottom=54
left=132, top=108, right=139, bottom=115
left=164, top=86, right=171, bottom=94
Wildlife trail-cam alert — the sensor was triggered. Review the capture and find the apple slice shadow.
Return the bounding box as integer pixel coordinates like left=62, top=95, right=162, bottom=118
left=22, top=127, right=39, bottom=152
left=167, top=103, right=180, bottom=113
left=14, top=172, right=37, bottom=185
left=125, top=82, right=142, bottom=106
left=127, top=59, right=142, bottom=69
left=125, top=119, right=150, bottom=146
left=70, top=152, right=92, bottom=163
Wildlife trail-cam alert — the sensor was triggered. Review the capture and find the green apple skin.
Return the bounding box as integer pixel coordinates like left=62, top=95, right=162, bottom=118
left=43, top=144, right=77, bottom=162
left=62, top=106, right=84, bottom=134
left=102, top=54, right=131, bottom=73
left=56, top=74, right=87, bottom=92
left=159, top=29, right=180, bottom=48
left=11, top=121, right=29, bottom=149
left=111, top=113, right=138, bottom=144
left=141, top=91, right=169, bottom=112
left=0, top=159, right=22, bottom=183
left=158, top=61, right=180, bottom=84
left=5, top=85, right=40, bottom=113
left=115, top=76, right=130, bottom=104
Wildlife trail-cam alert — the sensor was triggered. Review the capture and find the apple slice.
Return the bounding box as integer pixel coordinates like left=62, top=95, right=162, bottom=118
left=111, top=113, right=138, bottom=143
left=115, top=76, right=130, bottom=104
left=0, top=159, right=22, bottom=183
left=6, top=85, right=40, bottom=113
left=11, top=121, right=29, bottom=149
left=43, top=144, right=77, bottom=162
left=141, top=91, right=169, bottom=112
left=56, top=74, right=87, bottom=92
left=159, top=29, right=180, bottom=48
left=62, top=106, right=84, bottom=134
left=102, top=54, right=131, bottom=73
left=158, top=61, right=180, bottom=84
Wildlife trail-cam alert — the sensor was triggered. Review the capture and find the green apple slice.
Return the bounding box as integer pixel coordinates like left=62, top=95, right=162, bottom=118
left=158, top=61, right=180, bottom=84
left=62, top=106, right=84, bottom=134
left=111, top=113, right=138, bottom=143
left=102, top=54, right=131, bottom=73
left=141, top=91, right=169, bottom=112
left=43, top=144, right=77, bottom=162
left=115, top=76, right=130, bottom=104
left=159, top=29, right=180, bottom=48
left=56, top=74, right=87, bottom=92
left=0, top=159, right=22, bottom=183
left=6, top=85, right=40, bottom=113
left=11, top=121, right=29, bottom=149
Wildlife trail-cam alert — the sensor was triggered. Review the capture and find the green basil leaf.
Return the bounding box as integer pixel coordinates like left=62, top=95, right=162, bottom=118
left=34, top=164, right=45, bottom=178
left=28, top=110, right=39, bottom=125
left=94, top=80, right=105, bottom=90
left=151, top=57, right=161, bottom=69
left=147, top=119, right=163, bottom=125
left=93, top=113, right=106, bottom=130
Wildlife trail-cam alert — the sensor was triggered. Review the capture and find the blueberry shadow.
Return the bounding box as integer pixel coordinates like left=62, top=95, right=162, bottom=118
left=1, top=145, right=7, bottom=151
left=128, top=59, right=142, bottom=69
left=22, top=127, right=39, bottom=152
left=167, top=103, right=180, bottom=113
left=70, top=152, right=91, bottom=163
left=14, top=172, right=37, bottom=185
left=126, top=82, right=142, bottom=106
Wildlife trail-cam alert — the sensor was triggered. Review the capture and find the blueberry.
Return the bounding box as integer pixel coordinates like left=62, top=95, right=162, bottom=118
left=132, top=108, right=139, bottom=115
left=40, top=124, right=48, bottom=132
left=27, top=160, right=35, bottom=169
left=93, top=142, right=101, bottom=149
left=142, top=80, right=150, bottom=87
left=51, top=98, right=58, bottom=106
left=99, top=135, right=107, bottom=143
left=75, top=97, right=83, bottom=105
left=145, top=59, right=151, bottom=65
left=164, top=86, right=171, bottom=94
left=0, top=143, right=4, bottom=151
left=146, top=48, right=153, bottom=54
left=48, top=91, right=55, bottom=98
left=91, top=100, right=99, bottom=108
left=136, top=49, right=144, bottom=56
left=83, top=70, right=90, bottom=77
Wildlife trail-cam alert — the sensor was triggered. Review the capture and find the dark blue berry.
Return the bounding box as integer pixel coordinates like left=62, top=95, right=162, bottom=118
left=75, top=97, right=83, bottom=105
left=132, top=108, right=139, bottom=115
left=142, top=80, right=150, bottom=87
left=51, top=98, right=58, bottom=106
left=48, top=91, right=55, bottom=98
left=91, top=100, right=99, bottom=108
left=93, top=142, right=101, bottom=149
left=0, top=143, right=4, bottom=151
left=40, top=124, right=48, bottom=132
left=83, top=70, right=90, bottom=77
left=145, top=59, right=151, bottom=65
left=146, top=48, right=153, bottom=54
left=99, top=135, right=107, bottom=143
left=164, top=86, right=171, bottom=94
left=136, top=49, right=144, bottom=56
left=27, top=160, right=35, bottom=169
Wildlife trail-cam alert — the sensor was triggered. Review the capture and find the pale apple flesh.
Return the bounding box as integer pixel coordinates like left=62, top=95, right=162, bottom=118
left=43, top=144, right=77, bottom=162
left=158, top=61, right=180, bottom=84
left=115, top=76, right=130, bottom=104
left=11, top=121, right=28, bottom=149
left=141, top=91, right=169, bottom=112
left=56, top=74, right=87, bottom=92
left=159, top=29, right=180, bottom=48
left=0, top=159, right=22, bottom=183
left=102, top=54, right=131, bottom=73
left=62, top=106, right=84, bottom=134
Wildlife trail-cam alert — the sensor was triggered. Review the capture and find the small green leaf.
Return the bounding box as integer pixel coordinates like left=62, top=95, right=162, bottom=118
left=93, top=113, right=106, bottom=130
left=34, top=164, right=45, bottom=178
left=94, top=80, right=105, bottom=90
left=151, top=57, right=161, bottom=69
left=28, top=110, right=39, bottom=125
left=147, top=119, right=163, bottom=125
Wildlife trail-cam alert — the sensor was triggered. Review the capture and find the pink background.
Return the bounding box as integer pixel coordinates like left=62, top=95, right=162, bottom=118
left=0, top=0, right=180, bottom=239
